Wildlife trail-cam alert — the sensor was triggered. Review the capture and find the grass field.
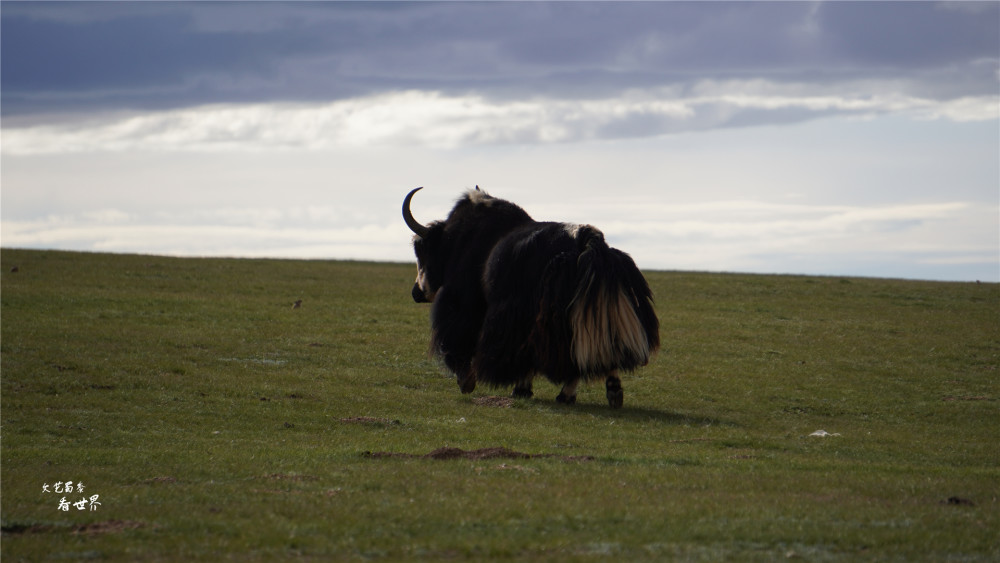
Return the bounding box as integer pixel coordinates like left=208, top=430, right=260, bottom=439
left=1, top=248, right=997, bottom=561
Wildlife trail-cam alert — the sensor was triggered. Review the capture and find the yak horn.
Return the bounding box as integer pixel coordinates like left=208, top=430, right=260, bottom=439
left=403, top=187, right=430, bottom=237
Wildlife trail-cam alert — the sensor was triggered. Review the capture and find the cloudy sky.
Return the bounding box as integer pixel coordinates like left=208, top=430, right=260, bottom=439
left=2, top=1, right=998, bottom=281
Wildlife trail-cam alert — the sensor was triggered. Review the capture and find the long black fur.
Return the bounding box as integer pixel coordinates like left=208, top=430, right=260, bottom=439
left=410, top=189, right=659, bottom=393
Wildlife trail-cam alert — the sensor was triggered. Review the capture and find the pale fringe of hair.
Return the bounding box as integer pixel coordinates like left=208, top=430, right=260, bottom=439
left=570, top=287, right=650, bottom=373
left=466, top=187, right=492, bottom=205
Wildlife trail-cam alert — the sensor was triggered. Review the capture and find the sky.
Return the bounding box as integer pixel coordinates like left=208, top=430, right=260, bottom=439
left=1, top=1, right=998, bottom=282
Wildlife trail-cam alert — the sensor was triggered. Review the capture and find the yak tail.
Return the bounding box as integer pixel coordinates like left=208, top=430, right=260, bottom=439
left=568, top=227, right=660, bottom=378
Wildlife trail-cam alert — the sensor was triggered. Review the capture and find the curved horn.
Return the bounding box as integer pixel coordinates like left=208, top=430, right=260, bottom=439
left=402, top=187, right=430, bottom=238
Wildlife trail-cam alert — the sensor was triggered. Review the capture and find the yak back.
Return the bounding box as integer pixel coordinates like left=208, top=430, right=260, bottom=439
left=439, top=190, right=534, bottom=290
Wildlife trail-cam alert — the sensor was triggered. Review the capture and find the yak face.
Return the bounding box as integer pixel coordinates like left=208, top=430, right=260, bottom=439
left=404, top=186, right=440, bottom=303
left=412, top=267, right=432, bottom=303
left=403, top=186, right=492, bottom=304
left=410, top=232, right=441, bottom=303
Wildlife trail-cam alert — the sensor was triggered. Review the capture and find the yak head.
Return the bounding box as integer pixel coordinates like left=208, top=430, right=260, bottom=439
left=403, top=186, right=527, bottom=305
left=402, top=187, right=442, bottom=303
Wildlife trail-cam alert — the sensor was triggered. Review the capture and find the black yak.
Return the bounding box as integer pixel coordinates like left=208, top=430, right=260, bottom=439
left=403, top=186, right=659, bottom=408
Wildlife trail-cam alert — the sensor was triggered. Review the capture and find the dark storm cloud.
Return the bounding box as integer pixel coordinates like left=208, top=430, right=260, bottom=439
left=1, top=1, right=997, bottom=117
left=817, top=2, right=999, bottom=67
left=1, top=3, right=345, bottom=114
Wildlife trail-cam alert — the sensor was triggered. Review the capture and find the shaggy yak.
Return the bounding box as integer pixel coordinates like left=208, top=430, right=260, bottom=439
left=403, top=187, right=659, bottom=408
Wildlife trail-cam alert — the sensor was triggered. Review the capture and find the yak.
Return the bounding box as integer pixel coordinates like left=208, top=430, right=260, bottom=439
left=403, top=186, right=659, bottom=408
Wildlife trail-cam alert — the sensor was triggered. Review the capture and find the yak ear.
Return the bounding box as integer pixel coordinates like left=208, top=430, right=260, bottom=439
left=475, top=185, right=480, bottom=191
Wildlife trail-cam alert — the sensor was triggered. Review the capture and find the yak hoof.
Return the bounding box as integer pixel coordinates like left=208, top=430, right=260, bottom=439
left=606, top=390, right=623, bottom=409
left=458, top=375, right=476, bottom=394
left=511, top=388, right=533, bottom=399
left=555, top=392, right=577, bottom=405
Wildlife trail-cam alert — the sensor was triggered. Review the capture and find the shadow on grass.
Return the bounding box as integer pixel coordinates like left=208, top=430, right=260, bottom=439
left=507, top=396, right=735, bottom=427
left=573, top=403, right=731, bottom=426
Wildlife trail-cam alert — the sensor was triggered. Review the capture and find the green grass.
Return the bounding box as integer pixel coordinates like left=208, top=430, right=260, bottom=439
left=1, top=248, right=997, bottom=561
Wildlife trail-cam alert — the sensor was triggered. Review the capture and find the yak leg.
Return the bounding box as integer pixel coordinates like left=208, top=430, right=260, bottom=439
left=555, top=379, right=579, bottom=405
left=447, top=355, right=476, bottom=395
left=605, top=372, right=623, bottom=409
left=511, top=373, right=534, bottom=399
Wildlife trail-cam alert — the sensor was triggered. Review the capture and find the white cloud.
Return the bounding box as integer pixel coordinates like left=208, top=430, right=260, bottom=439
left=597, top=201, right=969, bottom=239
left=3, top=85, right=996, bottom=155
left=3, top=106, right=995, bottom=282
left=914, top=95, right=1000, bottom=122
left=1, top=211, right=410, bottom=261
left=4, top=199, right=993, bottom=281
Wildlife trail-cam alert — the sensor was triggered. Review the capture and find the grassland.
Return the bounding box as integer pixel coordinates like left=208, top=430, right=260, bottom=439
left=1, top=248, right=997, bottom=561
